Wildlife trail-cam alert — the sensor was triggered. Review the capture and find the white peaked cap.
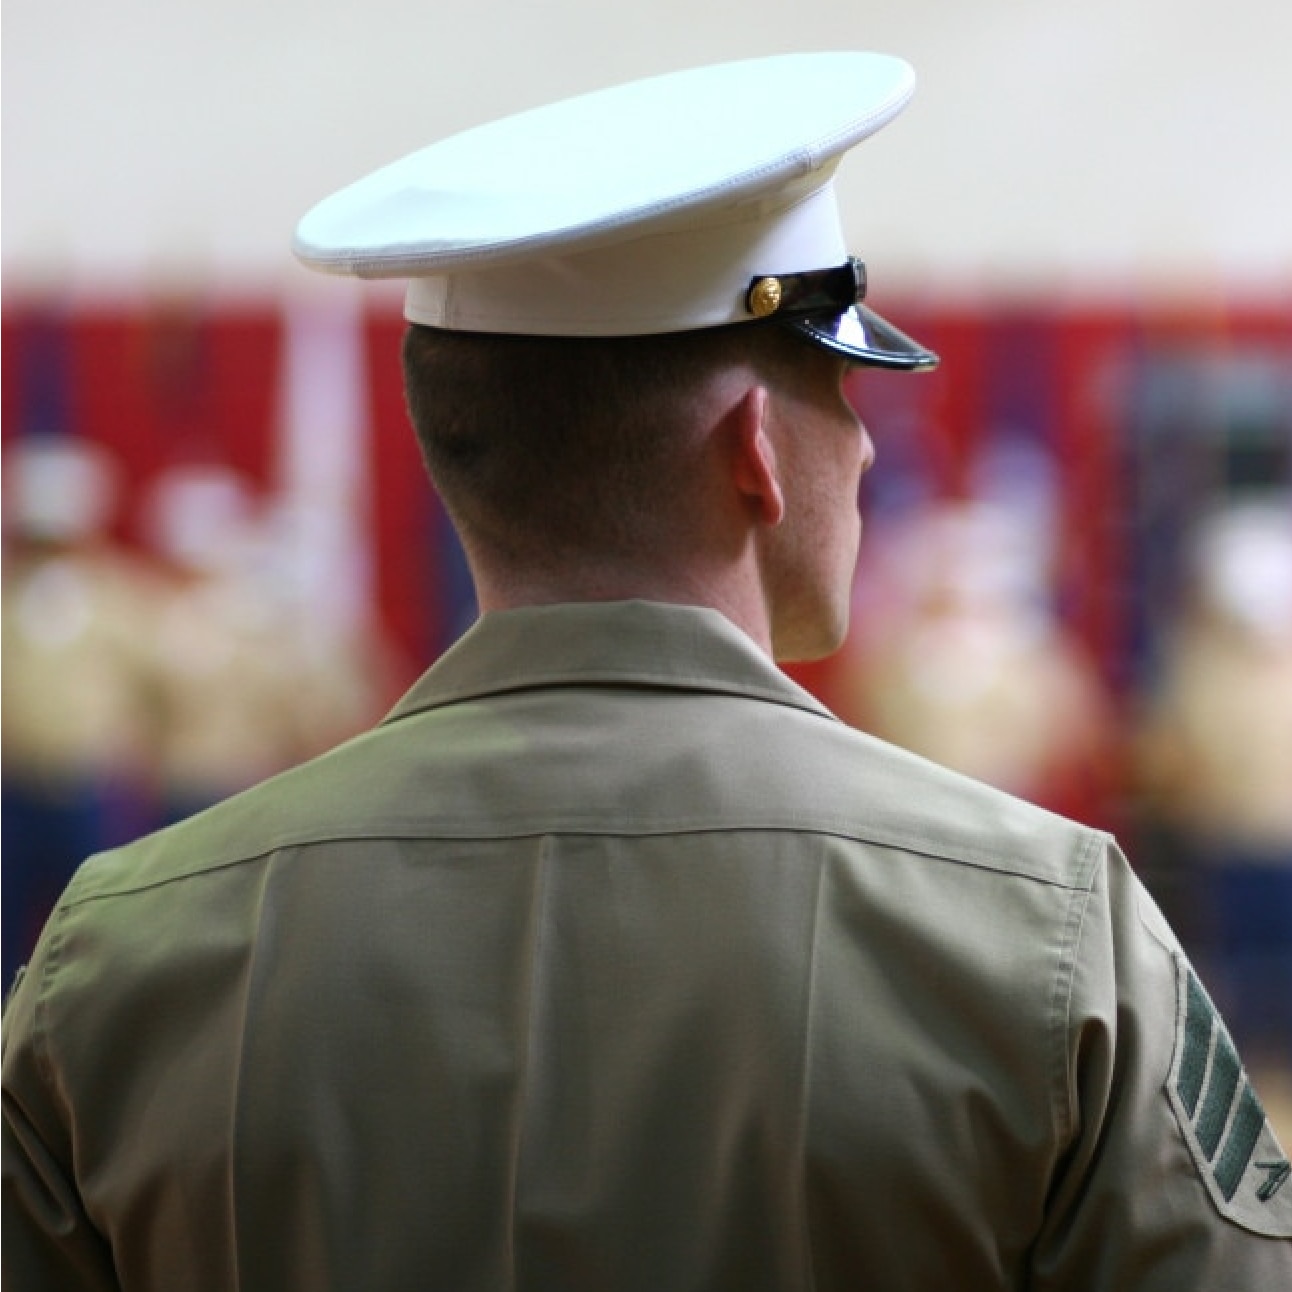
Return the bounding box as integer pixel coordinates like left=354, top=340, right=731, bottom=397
left=293, top=52, right=937, bottom=370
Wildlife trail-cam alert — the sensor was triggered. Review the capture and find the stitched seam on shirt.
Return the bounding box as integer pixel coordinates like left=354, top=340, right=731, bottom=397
left=796, top=846, right=827, bottom=1292
left=61, top=823, right=1102, bottom=906
left=31, top=902, right=72, bottom=1094
left=1049, top=831, right=1102, bottom=1151
left=228, top=854, right=281, bottom=1292
left=506, top=836, right=553, bottom=1289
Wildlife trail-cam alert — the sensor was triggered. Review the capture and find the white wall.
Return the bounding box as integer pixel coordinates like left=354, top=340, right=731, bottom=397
left=4, top=0, right=1291, bottom=300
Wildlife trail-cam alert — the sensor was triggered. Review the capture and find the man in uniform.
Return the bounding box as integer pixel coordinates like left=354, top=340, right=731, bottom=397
left=4, top=51, right=1290, bottom=1290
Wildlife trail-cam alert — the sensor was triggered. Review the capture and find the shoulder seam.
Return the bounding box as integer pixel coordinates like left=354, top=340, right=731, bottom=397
left=31, top=902, right=73, bottom=1094
left=61, top=817, right=1104, bottom=907
left=1050, top=829, right=1105, bottom=1150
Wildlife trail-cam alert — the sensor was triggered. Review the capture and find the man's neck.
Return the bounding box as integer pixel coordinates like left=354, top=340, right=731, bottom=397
left=472, top=562, right=775, bottom=658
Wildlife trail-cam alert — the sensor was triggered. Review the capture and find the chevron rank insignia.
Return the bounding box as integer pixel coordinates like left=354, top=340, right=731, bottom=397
left=1167, top=960, right=1292, bottom=1237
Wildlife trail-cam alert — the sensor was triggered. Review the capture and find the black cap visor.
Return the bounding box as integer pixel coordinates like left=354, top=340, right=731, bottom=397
left=789, top=303, right=939, bottom=371
left=746, top=257, right=938, bottom=371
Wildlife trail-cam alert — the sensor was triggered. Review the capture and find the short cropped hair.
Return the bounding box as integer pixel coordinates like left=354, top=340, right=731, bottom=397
left=401, top=321, right=808, bottom=568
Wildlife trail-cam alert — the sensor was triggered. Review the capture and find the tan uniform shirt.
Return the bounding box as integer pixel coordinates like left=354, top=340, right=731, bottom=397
left=4, top=600, right=1290, bottom=1290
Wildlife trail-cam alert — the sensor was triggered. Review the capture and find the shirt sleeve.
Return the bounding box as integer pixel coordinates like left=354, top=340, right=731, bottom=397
left=1031, top=839, right=1292, bottom=1287
left=2, top=935, right=121, bottom=1292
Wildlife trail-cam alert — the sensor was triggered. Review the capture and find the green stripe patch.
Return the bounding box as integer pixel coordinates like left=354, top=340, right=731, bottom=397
left=1175, top=971, right=1212, bottom=1116
left=1167, top=960, right=1292, bottom=1236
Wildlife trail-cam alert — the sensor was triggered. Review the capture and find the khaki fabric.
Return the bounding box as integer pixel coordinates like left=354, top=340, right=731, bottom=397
left=4, top=600, right=1290, bottom=1290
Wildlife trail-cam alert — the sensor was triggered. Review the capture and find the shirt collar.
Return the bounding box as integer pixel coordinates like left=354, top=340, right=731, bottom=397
left=383, top=599, right=838, bottom=725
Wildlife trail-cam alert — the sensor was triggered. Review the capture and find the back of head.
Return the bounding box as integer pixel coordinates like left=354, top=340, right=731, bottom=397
left=401, top=320, right=807, bottom=573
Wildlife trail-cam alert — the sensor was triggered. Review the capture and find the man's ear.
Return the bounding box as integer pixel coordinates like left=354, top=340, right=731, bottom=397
left=727, top=386, right=785, bottom=527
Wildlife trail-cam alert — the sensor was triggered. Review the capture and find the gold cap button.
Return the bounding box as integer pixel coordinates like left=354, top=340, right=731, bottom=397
left=748, top=276, right=783, bottom=318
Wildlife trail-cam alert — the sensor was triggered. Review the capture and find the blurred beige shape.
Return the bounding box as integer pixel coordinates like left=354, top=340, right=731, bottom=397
left=837, top=499, right=1112, bottom=811
left=1137, top=497, right=1292, bottom=850
left=140, top=464, right=398, bottom=814
left=2, top=436, right=165, bottom=783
